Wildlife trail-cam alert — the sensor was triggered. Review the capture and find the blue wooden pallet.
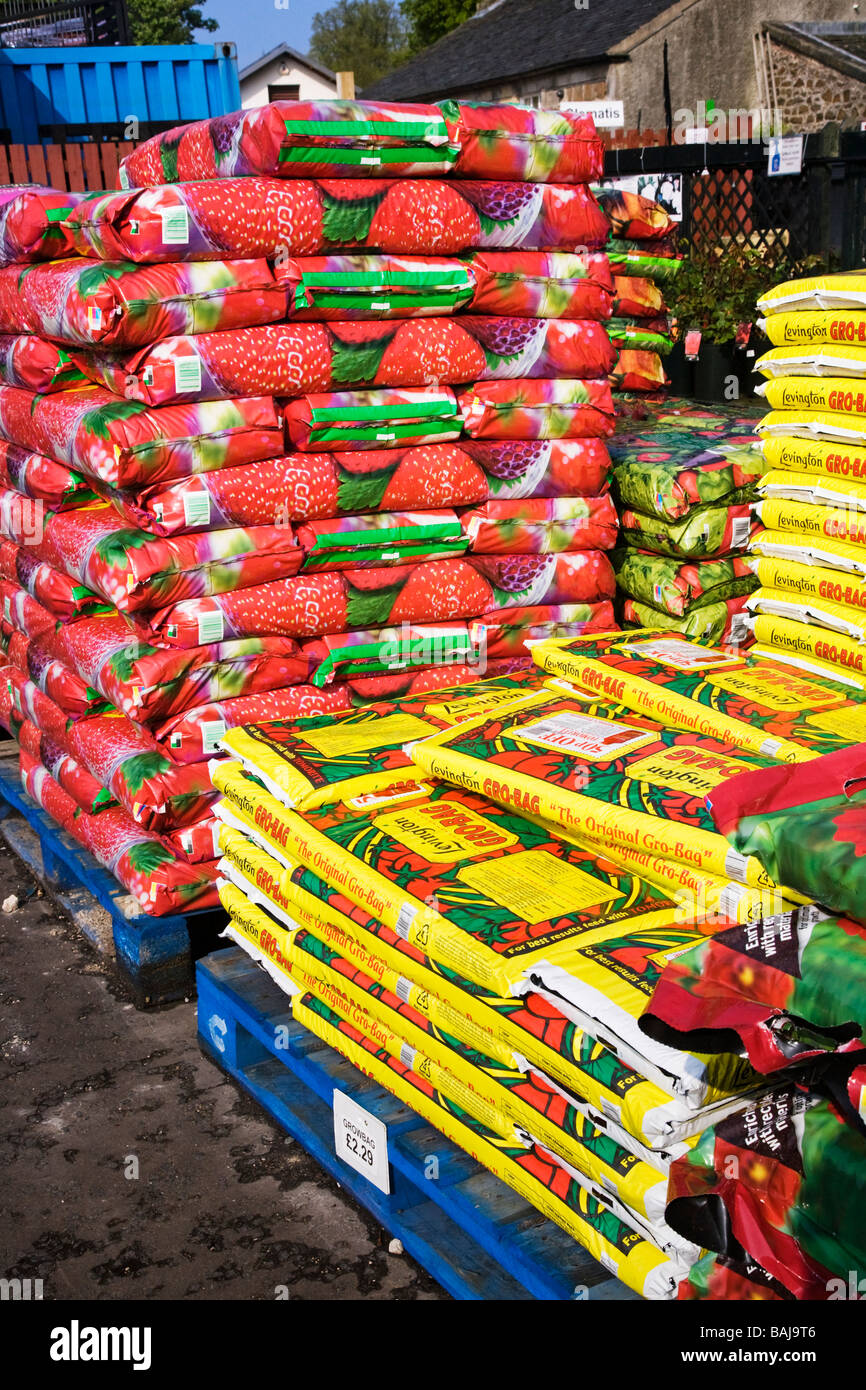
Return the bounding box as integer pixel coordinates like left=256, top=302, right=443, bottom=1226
left=198, top=946, right=639, bottom=1302
left=0, top=753, right=226, bottom=1007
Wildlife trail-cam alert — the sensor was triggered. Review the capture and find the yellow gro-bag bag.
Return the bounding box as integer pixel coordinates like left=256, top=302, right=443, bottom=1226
left=219, top=671, right=543, bottom=812
left=759, top=434, right=866, bottom=480
left=755, top=344, right=866, bottom=378
left=749, top=526, right=866, bottom=577
left=755, top=496, right=866, bottom=550
left=757, top=377, right=866, bottom=416
left=215, top=821, right=703, bottom=1154
left=759, top=468, right=866, bottom=511
left=758, top=409, right=866, bottom=443
left=757, top=272, right=866, bottom=315
left=749, top=612, right=866, bottom=688
left=292, top=988, right=687, bottom=1299
left=746, top=584, right=866, bottom=643
left=409, top=688, right=783, bottom=891
left=757, top=308, right=866, bottom=347
left=746, top=554, right=866, bottom=617
left=210, top=758, right=686, bottom=1000
left=530, top=628, right=866, bottom=758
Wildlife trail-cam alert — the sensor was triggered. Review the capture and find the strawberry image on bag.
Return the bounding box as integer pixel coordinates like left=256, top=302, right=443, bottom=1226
left=104, top=439, right=612, bottom=535
left=67, top=178, right=609, bottom=262
left=458, top=496, right=619, bottom=554
left=458, top=378, right=615, bottom=441
left=458, top=250, right=614, bottom=319
left=285, top=388, right=461, bottom=452
left=0, top=539, right=108, bottom=620
left=152, top=684, right=357, bottom=764
left=0, top=185, right=86, bottom=265
left=75, top=316, right=617, bottom=407
left=17, top=716, right=115, bottom=815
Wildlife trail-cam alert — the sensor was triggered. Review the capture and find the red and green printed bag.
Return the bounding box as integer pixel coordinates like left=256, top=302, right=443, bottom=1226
left=0, top=496, right=302, bottom=613
left=443, top=102, right=604, bottom=182
left=67, top=712, right=218, bottom=831
left=458, top=378, right=615, bottom=441
left=75, top=316, right=617, bottom=406
left=68, top=178, right=609, bottom=262
left=458, top=249, right=614, bottom=319
left=140, top=553, right=616, bottom=646
left=19, top=748, right=220, bottom=916
left=2, top=626, right=108, bottom=719
left=0, top=539, right=108, bottom=620
left=593, top=188, right=677, bottom=241
left=621, top=595, right=752, bottom=647
left=458, top=496, right=618, bottom=554
left=40, top=613, right=311, bottom=722
left=285, top=388, right=461, bottom=452
left=0, top=386, right=284, bottom=488
left=613, top=552, right=758, bottom=619
left=103, top=439, right=612, bottom=535
left=0, top=185, right=86, bottom=265
left=17, top=717, right=115, bottom=814
left=666, top=1087, right=866, bottom=1300
left=274, top=252, right=474, bottom=319
left=0, top=440, right=95, bottom=511
left=0, top=258, right=286, bottom=347
left=707, top=740, right=866, bottom=924
left=152, top=684, right=357, bottom=764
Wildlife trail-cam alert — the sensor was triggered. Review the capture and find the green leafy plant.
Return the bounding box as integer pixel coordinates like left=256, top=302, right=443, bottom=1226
left=667, top=241, right=824, bottom=344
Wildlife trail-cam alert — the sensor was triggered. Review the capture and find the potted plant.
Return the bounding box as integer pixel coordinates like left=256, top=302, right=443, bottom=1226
left=667, top=241, right=821, bottom=404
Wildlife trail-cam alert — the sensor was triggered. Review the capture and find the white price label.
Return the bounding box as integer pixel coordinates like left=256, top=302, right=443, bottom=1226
left=201, top=719, right=227, bottom=755
left=332, top=1089, right=390, bottom=1194
left=197, top=610, right=225, bottom=645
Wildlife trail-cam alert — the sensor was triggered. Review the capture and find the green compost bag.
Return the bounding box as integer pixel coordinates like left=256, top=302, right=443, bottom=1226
left=613, top=551, right=758, bottom=619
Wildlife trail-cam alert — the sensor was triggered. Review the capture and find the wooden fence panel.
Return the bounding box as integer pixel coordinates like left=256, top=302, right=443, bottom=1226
left=45, top=145, right=67, bottom=188
left=25, top=144, right=48, bottom=186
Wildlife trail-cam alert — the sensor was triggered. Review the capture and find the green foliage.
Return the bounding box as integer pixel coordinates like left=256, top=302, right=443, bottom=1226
left=309, top=0, right=408, bottom=89
left=401, top=0, right=477, bottom=56
left=668, top=241, right=824, bottom=344
left=128, top=0, right=217, bottom=44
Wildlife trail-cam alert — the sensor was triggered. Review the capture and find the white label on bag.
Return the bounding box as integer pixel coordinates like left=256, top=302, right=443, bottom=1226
left=183, top=490, right=212, bottom=528
left=394, top=902, right=416, bottom=939
left=201, top=719, right=227, bottom=755
left=516, top=712, right=654, bottom=761
left=197, top=610, right=225, bottom=645
left=174, top=356, right=202, bottom=394
left=161, top=205, right=190, bottom=245
left=333, top=1089, right=390, bottom=1194
left=731, top=515, right=751, bottom=547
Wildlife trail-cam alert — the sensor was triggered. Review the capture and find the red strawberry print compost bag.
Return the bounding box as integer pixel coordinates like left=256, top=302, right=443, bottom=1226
left=458, top=496, right=619, bottom=554
left=442, top=102, right=604, bottom=183
left=76, top=316, right=617, bottom=406
left=39, top=614, right=310, bottom=722
left=0, top=582, right=57, bottom=641
left=678, top=1251, right=792, bottom=1302
left=274, top=253, right=475, bottom=319
left=67, top=178, right=608, bottom=262
left=165, top=816, right=220, bottom=864
left=0, top=258, right=286, bottom=348
left=0, top=335, right=86, bottom=393
left=334, top=658, right=533, bottom=703
left=142, top=553, right=616, bottom=646
left=0, top=386, right=284, bottom=488
left=459, top=250, right=614, bottom=319
left=67, top=712, right=218, bottom=831
left=0, top=440, right=95, bottom=511
left=0, top=496, right=302, bottom=613
left=106, top=439, right=612, bottom=535
left=285, top=388, right=461, bottom=452
left=458, top=378, right=615, bottom=440
left=0, top=185, right=85, bottom=265
left=0, top=539, right=107, bottom=620
left=19, top=748, right=220, bottom=915
left=152, top=684, right=357, bottom=764
left=17, top=716, right=114, bottom=815
left=118, top=101, right=459, bottom=186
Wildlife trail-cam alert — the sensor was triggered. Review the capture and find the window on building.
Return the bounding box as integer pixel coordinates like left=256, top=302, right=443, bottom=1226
left=268, top=84, right=300, bottom=101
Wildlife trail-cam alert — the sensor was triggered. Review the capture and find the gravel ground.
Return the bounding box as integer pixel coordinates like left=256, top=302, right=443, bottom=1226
left=0, top=840, right=446, bottom=1301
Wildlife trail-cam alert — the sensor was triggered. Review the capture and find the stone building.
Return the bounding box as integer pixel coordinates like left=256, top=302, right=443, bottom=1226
left=364, top=0, right=866, bottom=137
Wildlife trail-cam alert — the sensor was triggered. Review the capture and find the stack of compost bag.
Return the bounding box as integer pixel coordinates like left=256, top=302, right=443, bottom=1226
left=0, top=104, right=627, bottom=915
left=208, top=660, right=811, bottom=1299
left=608, top=406, right=766, bottom=643
left=748, top=272, right=866, bottom=688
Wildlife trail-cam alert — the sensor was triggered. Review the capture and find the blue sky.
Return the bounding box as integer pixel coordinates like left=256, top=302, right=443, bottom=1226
left=204, top=0, right=322, bottom=73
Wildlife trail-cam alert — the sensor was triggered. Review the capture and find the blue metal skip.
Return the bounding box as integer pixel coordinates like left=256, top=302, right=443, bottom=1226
left=0, top=43, right=241, bottom=145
